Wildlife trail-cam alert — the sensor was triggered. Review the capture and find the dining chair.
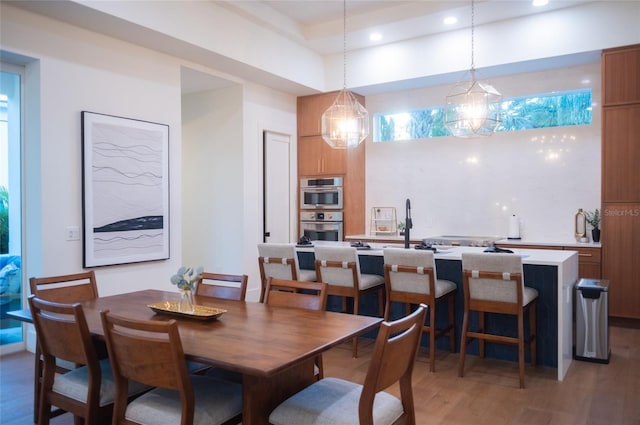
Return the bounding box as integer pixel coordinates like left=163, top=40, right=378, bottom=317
left=258, top=243, right=317, bottom=302
left=313, top=245, right=385, bottom=357
left=29, top=271, right=101, bottom=423
left=100, top=310, right=243, bottom=425
left=383, top=248, right=456, bottom=372
left=28, top=296, right=150, bottom=425
left=269, top=304, right=427, bottom=425
left=459, top=252, right=538, bottom=389
left=195, top=272, right=248, bottom=301
left=264, top=277, right=328, bottom=380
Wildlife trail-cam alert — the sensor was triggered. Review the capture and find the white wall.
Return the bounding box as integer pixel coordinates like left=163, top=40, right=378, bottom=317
left=181, top=85, right=244, bottom=277
left=365, top=61, right=601, bottom=242
left=0, top=4, right=297, bottom=305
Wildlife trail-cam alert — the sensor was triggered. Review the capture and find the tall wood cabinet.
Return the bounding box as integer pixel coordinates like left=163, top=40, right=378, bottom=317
left=297, top=91, right=366, bottom=237
left=601, top=44, right=640, bottom=318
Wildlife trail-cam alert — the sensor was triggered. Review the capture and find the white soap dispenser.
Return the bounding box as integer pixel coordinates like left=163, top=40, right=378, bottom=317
left=508, top=214, right=521, bottom=240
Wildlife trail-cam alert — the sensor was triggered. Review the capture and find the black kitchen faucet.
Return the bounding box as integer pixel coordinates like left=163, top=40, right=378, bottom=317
left=404, top=198, right=412, bottom=249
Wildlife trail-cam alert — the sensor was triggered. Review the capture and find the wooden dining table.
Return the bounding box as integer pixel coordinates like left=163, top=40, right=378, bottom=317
left=64, top=289, right=382, bottom=425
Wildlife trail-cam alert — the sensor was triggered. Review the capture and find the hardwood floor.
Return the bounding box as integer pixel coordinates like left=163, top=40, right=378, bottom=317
left=2, top=323, right=639, bottom=424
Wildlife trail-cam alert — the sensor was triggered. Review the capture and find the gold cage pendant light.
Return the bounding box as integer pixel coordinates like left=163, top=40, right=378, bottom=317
left=321, top=0, right=369, bottom=149
left=445, top=0, right=502, bottom=138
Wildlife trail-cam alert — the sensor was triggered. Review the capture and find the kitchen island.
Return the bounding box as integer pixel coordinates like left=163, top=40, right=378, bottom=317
left=296, top=241, right=578, bottom=381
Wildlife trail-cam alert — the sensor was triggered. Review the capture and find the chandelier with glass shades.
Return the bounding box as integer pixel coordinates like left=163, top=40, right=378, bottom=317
left=445, top=0, right=502, bottom=138
left=321, top=0, right=369, bottom=149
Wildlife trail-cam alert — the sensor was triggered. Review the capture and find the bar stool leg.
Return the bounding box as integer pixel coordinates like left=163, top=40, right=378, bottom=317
left=529, top=300, right=537, bottom=367
left=448, top=295, right=456, bottom=353
left=518, top=310, right=525, bottom=389
left=479, top=311, right=486, bottom=358
left=429, top=303, right=436, bottom=372
left=458, top=310, right=470, bottom=377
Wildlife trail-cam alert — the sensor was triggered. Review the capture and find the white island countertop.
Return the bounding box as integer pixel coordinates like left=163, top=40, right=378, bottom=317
left=298, top=240, right=578, bottom=267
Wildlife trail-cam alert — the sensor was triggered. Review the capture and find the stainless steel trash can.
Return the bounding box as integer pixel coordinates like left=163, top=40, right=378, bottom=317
left=575, top=278, right=610, bottom=363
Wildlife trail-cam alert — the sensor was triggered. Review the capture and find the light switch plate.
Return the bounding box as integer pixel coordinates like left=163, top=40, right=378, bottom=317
left=66, top=226, right=80, bottom=241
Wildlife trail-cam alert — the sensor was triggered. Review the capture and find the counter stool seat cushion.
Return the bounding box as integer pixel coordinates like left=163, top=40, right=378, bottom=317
left=298, top=268, right=318, bottom=283
left=53, top=358, right=150, bottom=407
left=125, top=375, right=242, bottom=425
left=359, top=273, right=386, bottom=290
left=389, top=273, right=456, bottom=298
left=269, top=377, right=403, bottom=425
left=469, top=277, right=538, bottom=305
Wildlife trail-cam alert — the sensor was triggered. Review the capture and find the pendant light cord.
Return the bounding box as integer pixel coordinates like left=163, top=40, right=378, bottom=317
left=470, top=0, right=476, bottom=73
left=343, top=0, right=347, bottom=90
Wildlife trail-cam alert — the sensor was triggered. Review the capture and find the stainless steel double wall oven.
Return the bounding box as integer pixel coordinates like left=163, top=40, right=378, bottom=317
left=299, top=177, right=344, bottom=241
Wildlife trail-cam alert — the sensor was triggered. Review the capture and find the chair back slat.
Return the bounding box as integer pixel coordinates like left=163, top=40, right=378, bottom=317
left=30, top=271, right=99, bottom=303
left=196, top=272, right=248, bottom=301
left=264, top=278, right=327, bottom=311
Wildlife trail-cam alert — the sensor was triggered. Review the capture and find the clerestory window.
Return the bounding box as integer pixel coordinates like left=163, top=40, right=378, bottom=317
left=373, top=88, right=592, bottom=142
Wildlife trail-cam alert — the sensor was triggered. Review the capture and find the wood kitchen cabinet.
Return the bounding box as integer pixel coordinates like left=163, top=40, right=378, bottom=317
left=298, top=136, right=346, bottom=175
left=297, top=92, right=339, bottom=137
left=601, top=203, right=640, bottom=318
left=601, top=44, right=640, bottom=319
left=602, top=45, right=640, bottom=106
left=602, top=105, right=640, bottom=202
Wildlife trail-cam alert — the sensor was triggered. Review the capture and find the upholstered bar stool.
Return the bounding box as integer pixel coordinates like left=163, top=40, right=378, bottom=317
left=314, top=245, right=385, bottom=357
left=383, top=248, right=456, bottom=372
left=258, top=243, right=317, bottom=302
left=459, top=252, right=538, bottom=389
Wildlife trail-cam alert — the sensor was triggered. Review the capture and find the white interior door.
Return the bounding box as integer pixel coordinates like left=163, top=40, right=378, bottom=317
left=263, top=131, right=291, bottom=243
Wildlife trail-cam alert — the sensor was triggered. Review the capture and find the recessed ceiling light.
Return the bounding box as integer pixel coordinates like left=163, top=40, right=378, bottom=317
left=532, top=0, right=548, bottom=6
left=444, top=16, right=458, bottom=25
left=369, top=32, right=382, bottom=42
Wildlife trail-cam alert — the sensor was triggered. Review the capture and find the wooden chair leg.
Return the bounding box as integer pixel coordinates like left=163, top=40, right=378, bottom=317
left=34, top=343, right=42, bottom=424
left=518, top=311, right=526, bottom=389
left=384, top=299, right=391, bottom=321
left=429, top=304, right=436, bottom=373
left=458, top=310, right=470, bottom=378
left=529, top=301, right=537, bottom=367
left=448, top=295, right=456, bottom=353
left=377, top=288, right=384, bottom=316
left=352, top=295, right=359, bottom=358
left=478, top=311, right=486, bottom=358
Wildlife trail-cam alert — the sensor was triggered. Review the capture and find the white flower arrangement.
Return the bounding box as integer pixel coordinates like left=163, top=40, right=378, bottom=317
left=170, top=266, right=203, bottom=291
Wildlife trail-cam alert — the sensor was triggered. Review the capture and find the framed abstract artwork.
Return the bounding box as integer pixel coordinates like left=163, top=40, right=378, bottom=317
left=82, top=111, right=170, bottom=267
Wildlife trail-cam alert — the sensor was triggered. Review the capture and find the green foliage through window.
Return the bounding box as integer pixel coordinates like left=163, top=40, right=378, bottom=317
left=374, top=89, right=592, bottom=142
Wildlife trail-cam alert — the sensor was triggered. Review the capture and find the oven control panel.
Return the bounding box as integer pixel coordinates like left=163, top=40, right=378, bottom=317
left=300, top=211, right=343, bottom=222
